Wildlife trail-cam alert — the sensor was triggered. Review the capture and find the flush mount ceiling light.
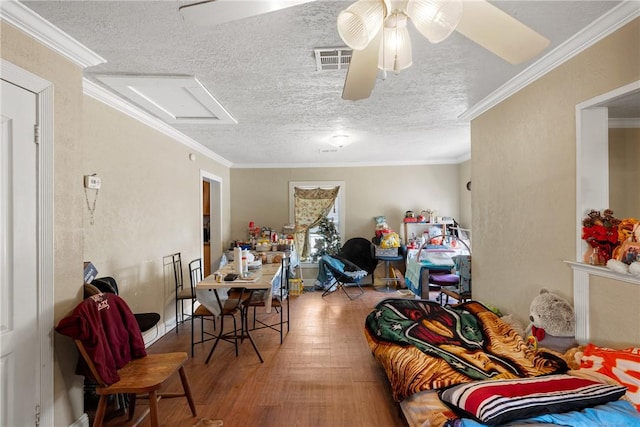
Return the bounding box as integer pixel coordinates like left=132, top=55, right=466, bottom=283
left=328, top=134, right=351, bottom=148
left=337, top=0, right=550, bottom=101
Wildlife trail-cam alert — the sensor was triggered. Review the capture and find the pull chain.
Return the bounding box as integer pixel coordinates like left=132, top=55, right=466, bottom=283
left=84, top=187, right=99, bottom=225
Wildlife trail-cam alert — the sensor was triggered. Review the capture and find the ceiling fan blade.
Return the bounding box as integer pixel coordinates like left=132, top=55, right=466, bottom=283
left=342, top=31, right=382, bottom=101
left=179, top=0, right=316, bottom=27
left=455, top=0, right=550, bottom=65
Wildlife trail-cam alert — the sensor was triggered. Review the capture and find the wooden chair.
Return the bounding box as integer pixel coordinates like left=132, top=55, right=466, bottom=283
left=75, top=341, right=196, bottom=427
left=57, top=293, right=197, bottom=427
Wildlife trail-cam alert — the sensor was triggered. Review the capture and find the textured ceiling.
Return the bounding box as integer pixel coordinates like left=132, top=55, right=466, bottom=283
left=22, top=0, right=624, bottom=167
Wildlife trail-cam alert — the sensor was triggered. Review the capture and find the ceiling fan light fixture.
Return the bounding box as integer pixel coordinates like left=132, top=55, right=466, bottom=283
left=378, top=12, right=412, bottom=73
left=337, top=0, right=387, bottom=50
left=406, top=0, right=463, bottom=44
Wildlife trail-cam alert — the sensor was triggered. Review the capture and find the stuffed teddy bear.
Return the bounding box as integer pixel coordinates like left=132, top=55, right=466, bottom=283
left=526, top=289, right=576, bottom=353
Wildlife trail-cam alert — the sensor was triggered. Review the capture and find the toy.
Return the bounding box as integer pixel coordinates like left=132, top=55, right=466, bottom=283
left=630, top=261, right=640, bottom=277
left=526, top=289, right=576, bottom=353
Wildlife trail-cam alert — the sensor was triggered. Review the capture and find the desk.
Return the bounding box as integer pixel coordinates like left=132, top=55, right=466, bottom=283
left=196, top=262, right=283, bottom=364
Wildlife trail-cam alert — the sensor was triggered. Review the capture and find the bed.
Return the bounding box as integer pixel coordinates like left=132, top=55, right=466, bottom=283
left=364, top=298, right=640, bottom=426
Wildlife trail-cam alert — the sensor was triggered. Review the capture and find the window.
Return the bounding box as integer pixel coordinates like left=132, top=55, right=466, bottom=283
left=289, top=181, right=345, bottom=264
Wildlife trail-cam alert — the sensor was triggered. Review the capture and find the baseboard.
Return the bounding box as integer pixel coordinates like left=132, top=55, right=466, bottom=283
left=142, top=321, right=168, bottom=347
left=69, top=413, right=89, bottom=427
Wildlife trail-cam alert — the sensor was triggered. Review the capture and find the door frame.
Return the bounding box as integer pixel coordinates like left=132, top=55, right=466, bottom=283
left=1, top=59, right=54, bottom=426
left=200, top=171, right=223, bottom=272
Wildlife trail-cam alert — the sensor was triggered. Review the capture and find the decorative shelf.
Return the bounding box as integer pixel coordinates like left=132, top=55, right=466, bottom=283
left=565, top=260, right=640, bottom=345
left=565, top=261, right=640, bottom=285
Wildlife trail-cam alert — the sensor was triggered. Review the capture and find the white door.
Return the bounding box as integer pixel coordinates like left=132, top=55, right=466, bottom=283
left=1, top=80, right=40, bottom=426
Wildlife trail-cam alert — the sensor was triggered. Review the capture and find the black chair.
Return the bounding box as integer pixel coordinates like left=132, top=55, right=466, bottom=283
left=169, top=252, right=194, bottom=333
left=204, top=287, right=246, bottom=364
left=86, top=277, right=160, bottom=333
left=320, top=255, right=367, bottom=300
left=188, top=258, right=216, bottom=357
left=244, top=256, right=291, bottom=344
left=338, top=237, right=378, bottom=284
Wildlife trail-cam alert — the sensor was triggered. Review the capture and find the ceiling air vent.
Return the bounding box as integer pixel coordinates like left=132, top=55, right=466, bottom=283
left=314, top=47, right=352, bottom=71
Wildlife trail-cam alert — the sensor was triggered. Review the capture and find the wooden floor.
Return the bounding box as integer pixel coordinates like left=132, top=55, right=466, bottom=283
left=99, top=286, right=409, bottom=427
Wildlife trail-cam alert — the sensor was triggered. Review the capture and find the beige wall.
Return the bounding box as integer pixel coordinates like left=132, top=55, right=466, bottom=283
left=229, top=164, right=464, bottom=248
left=472, top=19, right=640, bottom=346
left=2, top=21, right=231, bottom=427
left=82, top=97, right=231, bottom=326
left=609, top=127, right=640, bottom=219
left=457, top=159, right=472, bottom=230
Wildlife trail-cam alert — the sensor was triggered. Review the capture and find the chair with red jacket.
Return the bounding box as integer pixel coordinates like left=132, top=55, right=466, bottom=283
left=56, top=293, right=196, bottom=427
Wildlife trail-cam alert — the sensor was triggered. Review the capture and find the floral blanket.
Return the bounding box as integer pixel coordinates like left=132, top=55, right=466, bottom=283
left=364, top=299, right=568, bottom=402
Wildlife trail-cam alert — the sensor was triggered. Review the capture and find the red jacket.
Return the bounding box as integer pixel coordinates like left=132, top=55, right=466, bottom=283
left=56, top=293, right=146, bottom=385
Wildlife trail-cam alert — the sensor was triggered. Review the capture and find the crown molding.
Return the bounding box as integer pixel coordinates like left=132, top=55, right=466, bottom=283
left=231, top=157, right=466, bottom=169
left=460, top=1, right=640, bottom=121
left=0, top=0, right=106, bottom=68
left=83, top=79, right=233, bottom=167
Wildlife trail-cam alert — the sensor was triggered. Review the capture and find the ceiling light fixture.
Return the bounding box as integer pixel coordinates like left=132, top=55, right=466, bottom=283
left=337, top=0, right=462, bottom=73
left=328, top=134, right=351, bottom=148
left=378, top=11, right=412, bottom=73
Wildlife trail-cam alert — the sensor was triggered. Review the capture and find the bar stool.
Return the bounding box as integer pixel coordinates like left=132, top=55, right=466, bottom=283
left=375, top=244, right=406, bottom=292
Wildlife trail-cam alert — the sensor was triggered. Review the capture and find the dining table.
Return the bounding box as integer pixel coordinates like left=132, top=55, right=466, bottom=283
left=195, top=261, right=284, bottom=364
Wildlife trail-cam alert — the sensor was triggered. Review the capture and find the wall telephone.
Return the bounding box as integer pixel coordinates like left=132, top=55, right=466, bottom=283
left=84, top=174, right=101, bottom=189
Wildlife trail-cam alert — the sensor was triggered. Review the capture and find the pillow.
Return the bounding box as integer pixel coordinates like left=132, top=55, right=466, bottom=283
left=439, top=374, right=627, bottom=426
left=580, top=343, right=640, bottom=410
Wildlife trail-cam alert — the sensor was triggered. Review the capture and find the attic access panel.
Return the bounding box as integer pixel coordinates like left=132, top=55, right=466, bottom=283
left=94, top=74, right=236, bottom=125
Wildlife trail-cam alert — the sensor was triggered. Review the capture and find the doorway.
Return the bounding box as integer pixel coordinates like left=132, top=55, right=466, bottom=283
left=201, top=172, right=222, bottom=276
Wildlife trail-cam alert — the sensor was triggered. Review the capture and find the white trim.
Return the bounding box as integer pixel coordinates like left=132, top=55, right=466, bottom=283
left=577, top=80, right=640, bottom=110
left=460, top=1, right=640, bottom=121
left=83, top=79, right=233, bottom=167
left=233, top=156, right=468, bottom=169
left=68, top=413, right=89, bottom=427
left=567, top=261, right=640, bottom=285
left=200, top=171, right=224, bottom=272
left=571, top=79, right=640, bottom=345
left=0, top=0, right=105, bottom=68
left=0, top=58, right=55, bottom=427
left=575, top=80, right=640, bottom=261
left=567, top=261, right=640, bottom=344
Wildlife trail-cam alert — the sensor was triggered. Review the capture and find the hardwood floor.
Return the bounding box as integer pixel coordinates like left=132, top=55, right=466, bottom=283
left=99, top=287, right=409, bottom=427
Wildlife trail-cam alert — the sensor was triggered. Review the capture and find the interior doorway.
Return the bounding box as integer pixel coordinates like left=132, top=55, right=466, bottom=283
left=201, top=172, right=222, bottom=276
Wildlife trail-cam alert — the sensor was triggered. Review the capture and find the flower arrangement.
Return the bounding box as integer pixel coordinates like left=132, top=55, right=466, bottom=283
left=581, top=209, right=620, bottom=263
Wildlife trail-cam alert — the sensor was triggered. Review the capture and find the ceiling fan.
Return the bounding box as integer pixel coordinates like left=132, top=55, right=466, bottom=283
left=178, top=0, right=550, bottom=100
left=338, top=0, right=550, bottom=100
